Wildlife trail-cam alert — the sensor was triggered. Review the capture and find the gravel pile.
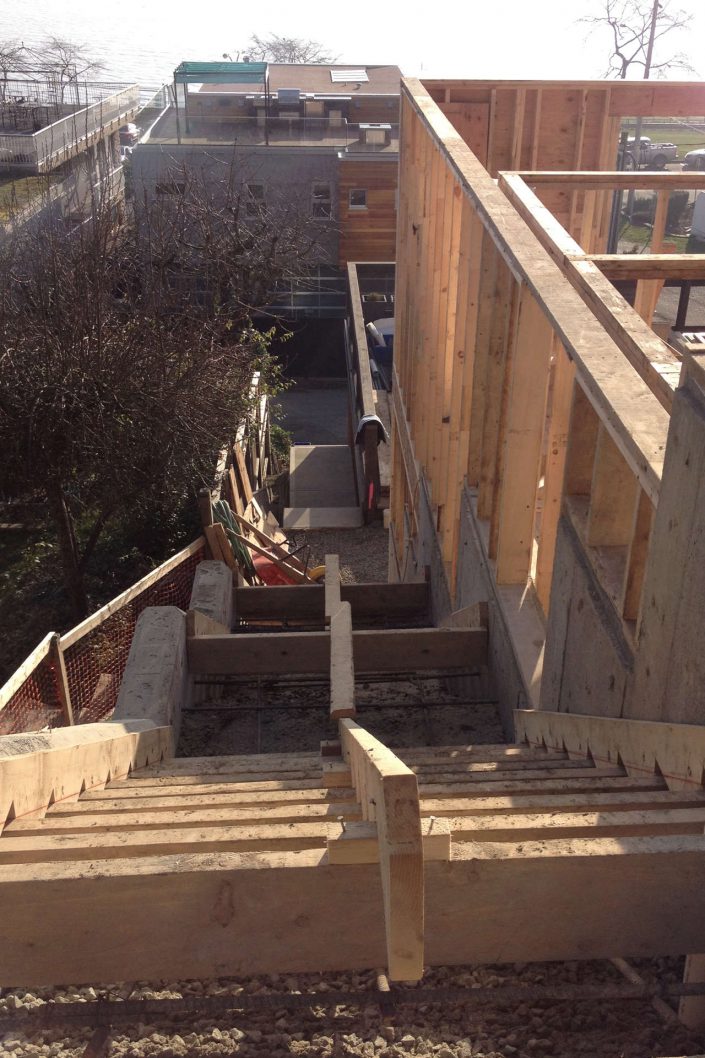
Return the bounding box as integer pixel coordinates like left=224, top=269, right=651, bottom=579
left=1, top=961, right=704, bottom=1058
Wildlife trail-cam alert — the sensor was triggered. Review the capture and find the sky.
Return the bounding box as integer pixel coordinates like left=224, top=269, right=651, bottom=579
left=1, top=0, right=702, bottom=87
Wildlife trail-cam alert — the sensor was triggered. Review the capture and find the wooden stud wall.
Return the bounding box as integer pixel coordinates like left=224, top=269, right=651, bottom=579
left=391, top=77, right=705, bottom=657
left=423, top=79, right=705, bottom=245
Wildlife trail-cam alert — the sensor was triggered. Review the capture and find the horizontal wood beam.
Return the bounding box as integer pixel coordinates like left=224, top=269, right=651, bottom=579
left=233, top=582, right=429, bottom=622
left=498, top=172, right=680, bottom=415
left=591, top=254, right=705, bottom=281
left=6, top=835, right=705, bottom=985
left=514, top=171, right=705, bottom=191
left=515, top=710, right=705, bottom=792
left=187, top=628, right=488, bottom=676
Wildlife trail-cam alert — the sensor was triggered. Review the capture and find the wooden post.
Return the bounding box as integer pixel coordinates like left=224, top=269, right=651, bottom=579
left=495, top=285, right=554, bottom=584
left=50, top=633, right=74, bottom=726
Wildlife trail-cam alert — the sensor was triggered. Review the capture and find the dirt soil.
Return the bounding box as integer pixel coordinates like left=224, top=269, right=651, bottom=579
left=3, top=525, right=705, bottom=1058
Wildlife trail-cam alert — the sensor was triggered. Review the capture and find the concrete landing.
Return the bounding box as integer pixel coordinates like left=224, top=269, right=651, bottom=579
left=283, top=506, right=363, bottom=529
left=288, top=445, right=358, bottom=508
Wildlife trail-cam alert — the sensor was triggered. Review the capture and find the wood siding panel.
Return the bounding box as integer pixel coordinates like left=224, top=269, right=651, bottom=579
left=339, top=160, right=398, bottom=265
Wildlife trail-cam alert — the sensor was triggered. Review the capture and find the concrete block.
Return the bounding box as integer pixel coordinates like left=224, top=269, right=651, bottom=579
left=188, top=561, right=233, bottom=630
left=112, top=607, right=189, bottom=739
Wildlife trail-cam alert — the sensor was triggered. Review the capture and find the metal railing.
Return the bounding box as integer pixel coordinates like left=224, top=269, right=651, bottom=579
left=159, top=111, right=399, bottom=152
left=0, top=84, right=139, bottom=171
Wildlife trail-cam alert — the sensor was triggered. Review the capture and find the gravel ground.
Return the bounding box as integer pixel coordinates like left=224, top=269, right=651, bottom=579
left=1, top=960, right=704, bottom=1058
left=6, top=525, right=705, bottom=1057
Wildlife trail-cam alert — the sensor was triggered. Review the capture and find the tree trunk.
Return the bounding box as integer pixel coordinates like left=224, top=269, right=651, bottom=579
left=46, top=476, right=89, bottom=620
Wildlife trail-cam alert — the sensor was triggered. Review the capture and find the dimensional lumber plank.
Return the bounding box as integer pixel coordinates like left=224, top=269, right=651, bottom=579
left=535, top=342, right=575, bottom=612
left=233, top=582, right=428, bottom=622
left=26, top=789, right=705, bottom=833
left=339, top=719, right=424, bottom=980
left=85, top=777, right=331, bottom=798
left=138, top=752, right=321, bottom=775
left=0, top=822, right=361, bottom=863
left=591, top=254, right=705, bottom=280
left=495, top=284, right=554, bottom=583
left=9, top=801, right=364, bottom=835
left=186, top=610, right=230, bottom=638
left=586, top=425, right=639, bottom=547
left=0, top=633, right=54, bottom=714
left=117, top=769, right=321, bottom=788
left=418, top=788, right=705, bottom=816
left=7, top=835, right=705, bottom=985
left=417, top=775, right=665, bottom=797
left=515, top=710, right=705, bottom=792
left=330, top=603, right=356, bottom=720
left=628, top=361, right=705, bottom=724
left=61, top=787, right=358, bottom=812
left=324, top=555, right=341, bottom=622
left=0, top=723, right=171, bottom=833
left=444, top=807, right=705, bottom=842
left=621, top=488, right=654, bottom=623
left=327, top=817, right=451, bottom=864
left=187, top=628, right=488, bottom=675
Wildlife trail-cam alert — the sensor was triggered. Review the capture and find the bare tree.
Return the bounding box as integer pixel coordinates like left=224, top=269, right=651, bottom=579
left=244, top=34, right=337, bottom=64
left=0, top=158, right=322, bottom=618
left=581, top=0, right=694, bottom=78
left=24, top=37, right=105, bottom=104
left=0, top=40, right=29, bottom=100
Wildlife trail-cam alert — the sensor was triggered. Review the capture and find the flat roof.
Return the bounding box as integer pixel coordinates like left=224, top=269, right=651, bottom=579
left=197, top=64, right=401, bottom=97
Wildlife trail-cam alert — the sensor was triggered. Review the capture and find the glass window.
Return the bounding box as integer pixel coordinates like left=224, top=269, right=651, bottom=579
left=312, top=182, right=332, bottom=219
left=245, top=183, right=265, bottom=216
left=349, top=188, right=367, bottom=209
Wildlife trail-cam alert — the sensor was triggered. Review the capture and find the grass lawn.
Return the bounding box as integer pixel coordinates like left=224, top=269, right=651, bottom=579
left=618, top=222, right=689, bottom=253
left=622, top=121, right=705, bottom=159
left=0, top=173, right=60, bottom=220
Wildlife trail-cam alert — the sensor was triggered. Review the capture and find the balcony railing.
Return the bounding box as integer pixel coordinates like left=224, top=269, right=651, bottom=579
left=0, top=85, right=139, bottom=171
left=151, top=111, right=399, bottom=152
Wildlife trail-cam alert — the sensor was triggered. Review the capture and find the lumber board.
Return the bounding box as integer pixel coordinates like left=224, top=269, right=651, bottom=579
left=9, top=801, right=364, bottom=834
left=324, top=554, right=342, bottom=620
left=0, top=723, right=172, bottom=834
left=339, top=719, right=424, bottom=981
left=516, top=170, right=705, bottom=191
left=586, top=425, right=639, bottom=547
left=187, top=628, right=488, bottom=675
left=591, top=254, right=705, bottom=281
left=58, top=787, right=357, bottom=812
left=7, top=835, right=705, bottom=984
left=515, top=710, right=705, bottom=792
left=233, top=582, right=429, bottom=622
left=0, top=633, right=54, bottom=712
left=327, top=817, right=451, bottom=864
left=330, top=603, right=356, bottom=720
left=137, top=752, right=321, bottom=775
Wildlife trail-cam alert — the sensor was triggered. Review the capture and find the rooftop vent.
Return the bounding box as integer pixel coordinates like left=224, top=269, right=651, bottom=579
left=331, top=69, right=368, bottom=83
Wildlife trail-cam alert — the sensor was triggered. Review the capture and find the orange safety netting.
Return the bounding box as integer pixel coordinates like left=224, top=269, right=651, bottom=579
left=0, top=544, right=206, bottom=734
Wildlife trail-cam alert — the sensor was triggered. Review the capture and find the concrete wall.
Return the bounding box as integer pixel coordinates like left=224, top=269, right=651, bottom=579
left=541, top=515, right=634, bottom=717
left=130, top=143, right=340, bottom=264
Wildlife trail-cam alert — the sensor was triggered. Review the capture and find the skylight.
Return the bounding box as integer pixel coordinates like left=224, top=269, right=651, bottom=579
left=330, top=69, right=369, bottom=83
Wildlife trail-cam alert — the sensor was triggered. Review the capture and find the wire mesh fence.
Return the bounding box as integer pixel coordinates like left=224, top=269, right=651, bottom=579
left=0, top=540, right=206, bottom=735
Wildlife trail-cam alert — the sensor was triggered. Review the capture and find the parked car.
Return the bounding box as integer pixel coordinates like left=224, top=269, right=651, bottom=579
left=618, top=135, right=678, bottom=170
left=683, top=148, right=705, bottom=171
left=119, top=123, right=141, bottom=147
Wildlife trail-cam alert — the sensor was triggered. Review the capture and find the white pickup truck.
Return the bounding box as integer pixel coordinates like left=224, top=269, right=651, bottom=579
left=618, top=136, right=678, bottom=170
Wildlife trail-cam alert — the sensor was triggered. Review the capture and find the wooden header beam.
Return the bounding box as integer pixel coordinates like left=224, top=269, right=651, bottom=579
left=591, top=255, right=705, bottom=282
left=515, top=171, right=705, bottom=191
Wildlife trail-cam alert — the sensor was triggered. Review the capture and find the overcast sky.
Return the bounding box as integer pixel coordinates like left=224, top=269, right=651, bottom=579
left=3, top=0, right=703, bottom=86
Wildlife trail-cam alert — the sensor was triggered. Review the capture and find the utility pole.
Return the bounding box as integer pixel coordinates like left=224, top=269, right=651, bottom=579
left=625, top=0, right=661, bottom=221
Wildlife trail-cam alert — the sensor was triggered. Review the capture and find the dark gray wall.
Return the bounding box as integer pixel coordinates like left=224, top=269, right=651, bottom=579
left=129, top=143, right=340, bottom=264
